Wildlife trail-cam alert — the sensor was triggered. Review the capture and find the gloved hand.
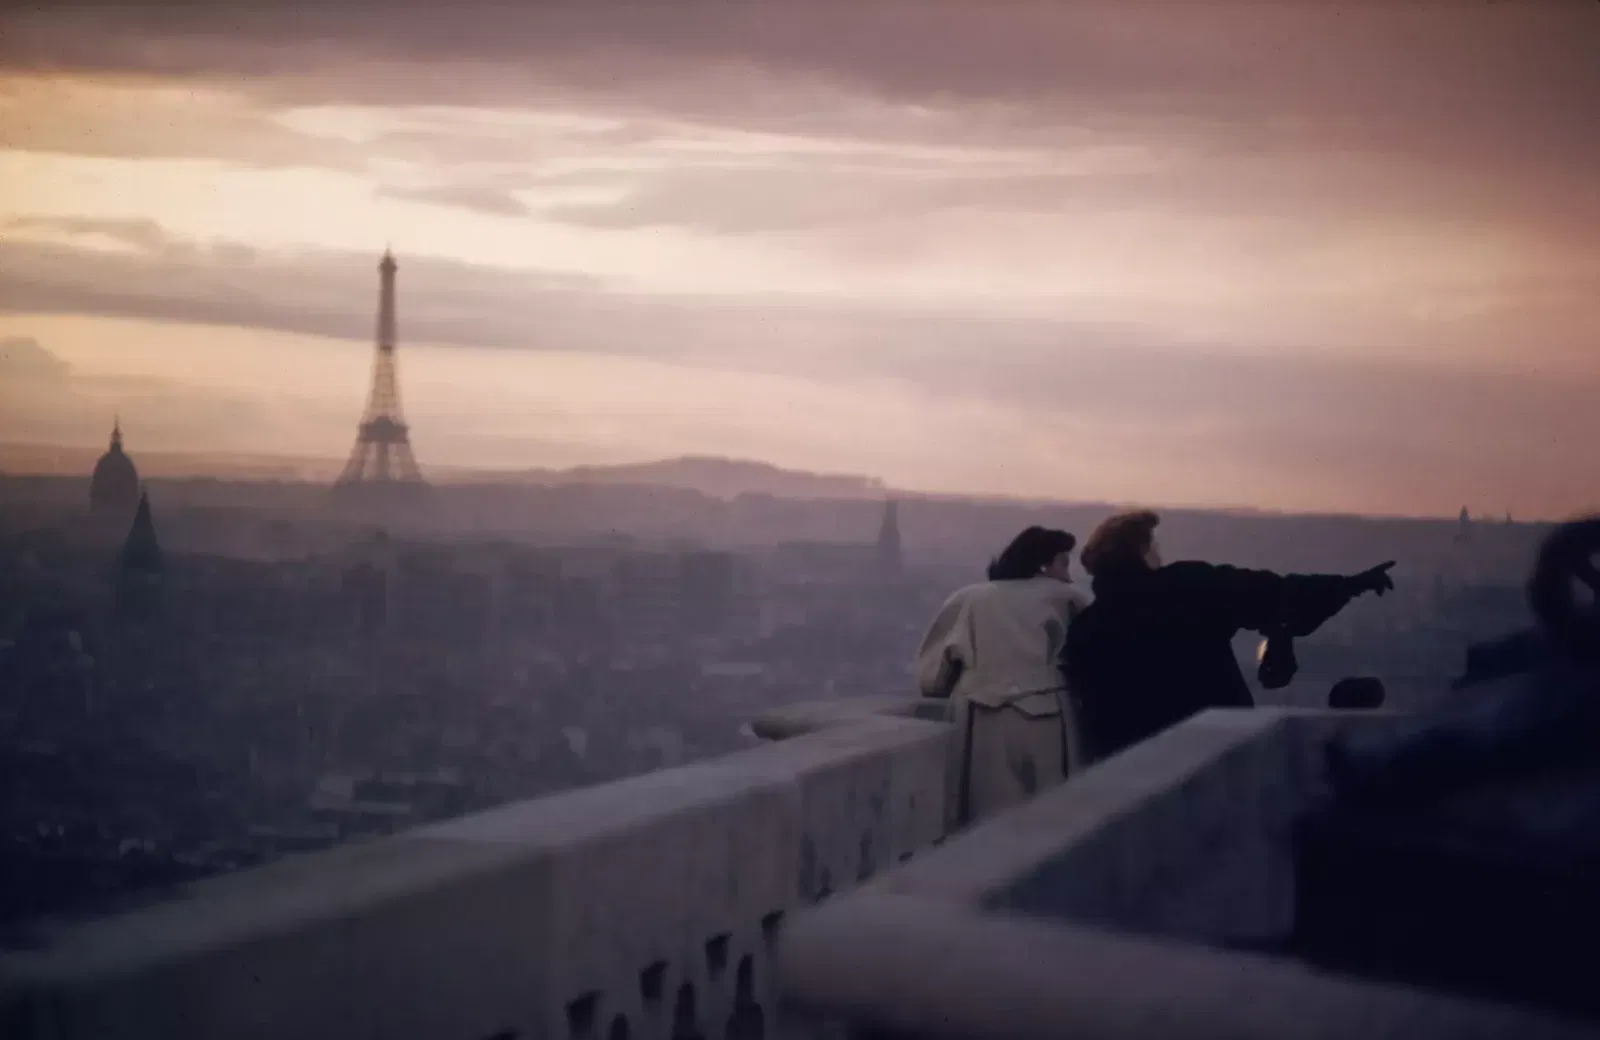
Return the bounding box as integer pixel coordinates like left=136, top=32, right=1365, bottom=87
left=1258, top=632, right=1299, bottom=690
left=1350, top=561, right=1396, bottom=597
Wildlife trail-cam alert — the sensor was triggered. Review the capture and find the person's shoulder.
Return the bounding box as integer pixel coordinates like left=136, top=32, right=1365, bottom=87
left=1058, top=582, right=1092, bottom=611
left=1017, top=574, right=1087, bottom=604
left=1155, top=560, right=1246, bottom=598
left=1161, top=560, right=1218, bottom=574
left=942, top=581, right=989, bottom=607
left=1158, top=560, right=1221, bottom=582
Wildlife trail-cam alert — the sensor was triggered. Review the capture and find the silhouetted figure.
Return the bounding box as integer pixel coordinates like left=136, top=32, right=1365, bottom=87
left=915, top=526, right=1085, bottom=829
left=1325, top=517, right=1600, bottom=806
left=1063, top=510, right=1394, bottom=762
left=1296, top=517, right=1600, bottom=1018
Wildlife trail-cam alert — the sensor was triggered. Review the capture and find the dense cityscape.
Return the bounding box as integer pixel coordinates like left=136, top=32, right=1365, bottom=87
left=0, top=252, right=1556, bottom=945
left=0, top=246, right=1548, bottom=940
left=0, top=423, right=1545, bottom=943
left=0, top=429, right=950, bottom=939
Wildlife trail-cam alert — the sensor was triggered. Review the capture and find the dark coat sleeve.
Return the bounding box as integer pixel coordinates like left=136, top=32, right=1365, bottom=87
left=1169, top=562, right=1359, bottom=638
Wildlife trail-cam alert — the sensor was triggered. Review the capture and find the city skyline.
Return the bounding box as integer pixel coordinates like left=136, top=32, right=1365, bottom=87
left=1, top=2, right=1597, bottom=519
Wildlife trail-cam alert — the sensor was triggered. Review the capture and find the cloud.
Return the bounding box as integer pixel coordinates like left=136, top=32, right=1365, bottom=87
left=538, top=165, right=1098, bottom=234
left=7, top=3, right=1596, bottom=171
left=0, top=228, right=605, bottom=349
left=3, top=229, right=1598, bottom=516
left=5, top=5, right=1593, bottom=276
left=0, top=331, right=299, bottom=450
left=5, top=216, right=169, bottom=253
left=0, top=74, right=361, bottom=169
left=0, top=335, right=73, bottom=381
left=1, top=1, right=1596, bottom=517
left=376, top=183, right=530, bottom=218
left=0, top=225, right=1592, bottom=402
left=0, top=366, right=338, bottom=456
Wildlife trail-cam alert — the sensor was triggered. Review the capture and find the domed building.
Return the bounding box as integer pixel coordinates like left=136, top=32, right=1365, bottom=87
left=90, top=418, right=140, bottom=519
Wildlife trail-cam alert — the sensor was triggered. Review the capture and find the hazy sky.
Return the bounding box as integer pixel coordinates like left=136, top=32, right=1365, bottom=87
left=1, top=1, right=1596, bottom=518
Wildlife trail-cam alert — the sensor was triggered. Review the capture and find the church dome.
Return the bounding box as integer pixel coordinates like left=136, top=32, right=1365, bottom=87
left=90, top=419, right=140, bottom=516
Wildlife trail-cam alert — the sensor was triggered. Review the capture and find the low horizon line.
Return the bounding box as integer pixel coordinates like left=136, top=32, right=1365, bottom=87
left=0, top=437, right=1548, bottom=527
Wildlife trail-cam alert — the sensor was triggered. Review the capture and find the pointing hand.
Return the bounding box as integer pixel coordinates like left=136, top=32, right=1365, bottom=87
left=1354, top=561, right=1396, bottom=597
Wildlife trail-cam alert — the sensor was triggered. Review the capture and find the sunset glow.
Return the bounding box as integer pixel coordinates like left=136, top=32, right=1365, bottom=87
left=2, top=2, right=1597, bottom=517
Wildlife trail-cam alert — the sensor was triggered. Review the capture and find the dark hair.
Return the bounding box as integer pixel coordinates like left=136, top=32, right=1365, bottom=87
left=1080, top=510, right=1161, bottom=576
left=987, top=526, right=1076, bottom=582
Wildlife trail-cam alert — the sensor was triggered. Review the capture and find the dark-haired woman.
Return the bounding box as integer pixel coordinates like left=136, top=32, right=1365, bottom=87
left=1065, top=509, right=1395, bottom=761
left=914, top=526, right=1088, bottom=829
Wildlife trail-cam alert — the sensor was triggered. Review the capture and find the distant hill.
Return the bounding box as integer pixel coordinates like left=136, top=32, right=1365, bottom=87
left=0, top=442, right=347, bottom=482
left=0, top=444, right=888, bottom=502
left=451, top=455, right=890, bottom=501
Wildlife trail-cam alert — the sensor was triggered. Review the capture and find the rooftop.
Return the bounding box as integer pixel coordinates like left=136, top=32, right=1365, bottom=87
left=2, top=687, right=1594, bottom=1040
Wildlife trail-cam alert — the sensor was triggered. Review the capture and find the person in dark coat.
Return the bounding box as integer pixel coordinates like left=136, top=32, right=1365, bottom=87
left=1062, top=510, right=1394, bottom=761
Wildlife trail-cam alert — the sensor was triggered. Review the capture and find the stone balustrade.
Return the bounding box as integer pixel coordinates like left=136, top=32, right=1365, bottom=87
left=777, top=704, right=1600, bottom=1040
left=13, top=697, right=1563, bottom=1040
left=747, top=694, right=948, bottom=741
left=0, top=699, right=948, bottom=1040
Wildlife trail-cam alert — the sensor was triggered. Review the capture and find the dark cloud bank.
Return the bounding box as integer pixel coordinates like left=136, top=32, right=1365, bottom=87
left=7, top=2, right=1597, bottom=167
left=7, top=3, right=1596, bottom=260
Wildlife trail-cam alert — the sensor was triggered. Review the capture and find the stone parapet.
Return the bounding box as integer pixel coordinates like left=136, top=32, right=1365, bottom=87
left=777, top=707, right=1600, bottom=1040
left=1, top=710, right=951, bottom=1040
left=747, top=696, right=946, bottom=741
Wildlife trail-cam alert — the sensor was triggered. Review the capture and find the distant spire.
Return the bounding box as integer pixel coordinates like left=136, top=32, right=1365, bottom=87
left=877, top=497, right=903, bottom=575
left=119, top=490, right=163, bottom=574
left=110, top=414, right=123, bottom=451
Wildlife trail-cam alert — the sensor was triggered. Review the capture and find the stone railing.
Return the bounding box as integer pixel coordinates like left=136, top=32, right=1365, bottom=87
left=0, top=698, right=949, bottom=1040
left=23, top=697, right=1551, bottom=1040
left=777, top=705, right=1600, bottom=1040
left=748, top=694, right=948, bottom=741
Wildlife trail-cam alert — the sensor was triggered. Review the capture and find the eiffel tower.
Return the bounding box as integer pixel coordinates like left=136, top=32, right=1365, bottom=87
left=334, top=250, right=426, bottom=500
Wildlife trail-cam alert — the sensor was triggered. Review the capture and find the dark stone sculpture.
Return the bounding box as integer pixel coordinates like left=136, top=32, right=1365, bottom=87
left=1327, top=677, right=1385, bottom=711
left=1294, top=517, right=1600, bottom=1019
left=1324, top=518, right=1600, bottom=805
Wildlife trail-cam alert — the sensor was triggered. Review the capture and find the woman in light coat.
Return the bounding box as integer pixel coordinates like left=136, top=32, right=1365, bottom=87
left=914, top=526, right=1089, bottom=830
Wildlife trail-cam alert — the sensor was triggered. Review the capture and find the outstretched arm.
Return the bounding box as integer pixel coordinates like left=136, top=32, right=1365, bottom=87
left=1203, top=561, right=1395, bottom=637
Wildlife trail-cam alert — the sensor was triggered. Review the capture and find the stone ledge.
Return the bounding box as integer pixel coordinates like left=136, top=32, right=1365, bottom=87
left=749, top=695, right=947, bottom=740
left=778, top=891, right=1596, bottom=1040
left=869, top=708, right=1294, bottom=907
left=1, top=713, right=951, bottom=1040
left=775, top=708, right=1595, bottom=1039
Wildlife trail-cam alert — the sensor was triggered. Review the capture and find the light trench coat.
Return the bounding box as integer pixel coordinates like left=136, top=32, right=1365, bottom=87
left=914, top=575, right=1090, bottom=830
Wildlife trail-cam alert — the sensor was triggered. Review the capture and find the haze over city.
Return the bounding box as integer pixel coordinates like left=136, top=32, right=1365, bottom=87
left=2, top=1, right=1598, bottom=517
left=10, top=10, right=1600, bottom=1029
